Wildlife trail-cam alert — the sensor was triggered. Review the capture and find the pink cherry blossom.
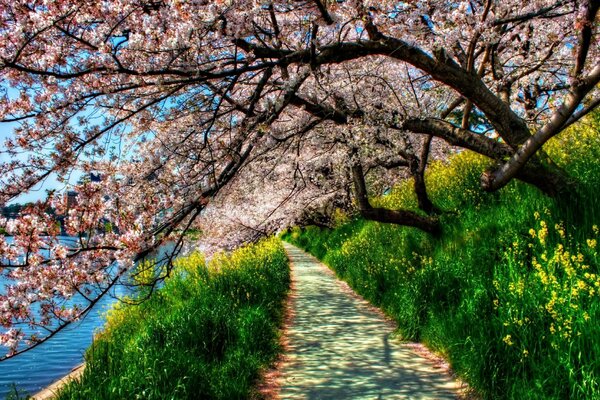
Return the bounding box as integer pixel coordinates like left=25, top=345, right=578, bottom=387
left=0, top=0, right=597, bottom=357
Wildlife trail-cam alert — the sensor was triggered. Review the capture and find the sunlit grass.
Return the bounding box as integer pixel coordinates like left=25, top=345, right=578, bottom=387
left=56, top=238, right=289, bottom=400
left=283, top=112, right=600, bottom=399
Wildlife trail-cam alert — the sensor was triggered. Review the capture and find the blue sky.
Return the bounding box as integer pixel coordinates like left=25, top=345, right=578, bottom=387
left=0, top=83, right=87, bottom=205
left=0, top=122, right=83, bottom=205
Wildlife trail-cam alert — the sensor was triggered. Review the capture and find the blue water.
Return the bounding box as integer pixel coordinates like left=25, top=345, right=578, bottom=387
left=0, top=237, right=173, bottom=399
left=0, top=295, right=116, bottom=399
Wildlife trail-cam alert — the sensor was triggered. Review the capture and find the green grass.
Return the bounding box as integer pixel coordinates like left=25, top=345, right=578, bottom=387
left=282, top=113, right=600, bottom=399
left=56, top=237, right=290, bottom=400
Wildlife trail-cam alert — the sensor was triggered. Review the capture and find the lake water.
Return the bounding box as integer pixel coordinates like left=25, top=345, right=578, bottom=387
left=0, top=237, right=173, bottom=399
left=0, top=293, right=116, bottom=399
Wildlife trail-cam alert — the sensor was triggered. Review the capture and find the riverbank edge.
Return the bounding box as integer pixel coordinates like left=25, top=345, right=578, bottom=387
left=32, top=364, right=84, bottom=400
left=41, top=239, right=291, bottom=398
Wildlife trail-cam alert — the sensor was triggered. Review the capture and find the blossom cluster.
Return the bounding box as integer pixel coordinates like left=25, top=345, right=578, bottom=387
left=0, top=0, right=597, bottom=356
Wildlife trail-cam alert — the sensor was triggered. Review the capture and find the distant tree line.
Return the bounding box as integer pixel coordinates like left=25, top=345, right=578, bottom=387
left=1, top=203, right=28, bottom=218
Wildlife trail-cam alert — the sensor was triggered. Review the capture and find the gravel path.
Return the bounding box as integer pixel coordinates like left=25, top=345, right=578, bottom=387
left=277, top=242, right=463, bottom=400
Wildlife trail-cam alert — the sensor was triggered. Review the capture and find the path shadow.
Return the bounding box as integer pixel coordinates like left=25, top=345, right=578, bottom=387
left=278, top=244, right=460, bottom=400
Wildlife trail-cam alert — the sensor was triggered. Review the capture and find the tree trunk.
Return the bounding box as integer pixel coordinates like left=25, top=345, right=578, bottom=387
left=352, top=163, right=440, bottom=234
left=413, top=135, right=438, bottom=214
left=399, top=118, right=577, bottom=198
left=483, top=157, right=577, bottom=198
left=413, top=169, right=435, bottom=214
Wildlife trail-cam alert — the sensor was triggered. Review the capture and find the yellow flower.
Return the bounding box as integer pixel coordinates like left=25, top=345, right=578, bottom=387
left=529, top=228, right=536, bottom=238
left=522, top=349, right=529, bottom=357
left=503, top=334, right=514, bottom=346
left=587, top=239, right=597, bottom=249
left=538, top=221, right=548, bottom=245
left=555, top=223, right=565, bottom=238
left=584, top=312, right=591, bottom=322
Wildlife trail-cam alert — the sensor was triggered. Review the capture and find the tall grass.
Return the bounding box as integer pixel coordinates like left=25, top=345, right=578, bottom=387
left=56, top=237, right=290, bottom=400
left=283, top=113, right=600, bottom=399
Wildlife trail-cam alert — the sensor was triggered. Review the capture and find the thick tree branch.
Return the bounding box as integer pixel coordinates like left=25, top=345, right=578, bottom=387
left=482, top=64, right=600, bottom=192
left=563, top=97, right=600, bottom=128
left=312, top=0, right=334, bottom=25
left=375, top=157, right=409, bottom=169
left=290, top=95, right=349, bottom=124
left=414, top=135, right=437, bottom=214
left=396, top=118, right=513, bottom=160
left=346, top=22, right=532, bottom=146
left=574, top=0, right=599, bottom=77
left=492, top=1, right=570, bottom=26
left=351, top=162, right=439, bottom=234
left=239, top=27, right=552, bottom=149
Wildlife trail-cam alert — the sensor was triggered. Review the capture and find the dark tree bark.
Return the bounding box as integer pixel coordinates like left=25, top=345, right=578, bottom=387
left=489, top=158, right=577, bottom=198
left=240, top=10, right=598, bottom=198
left=288, top=91, right=577, bottom=198
left=398, top=117, right=575, bottom=197
left=374, top=138, right=437, bottom=214
left=352, top=162, right=440, bottom=234
left=413, top=135, right=438, bottom=214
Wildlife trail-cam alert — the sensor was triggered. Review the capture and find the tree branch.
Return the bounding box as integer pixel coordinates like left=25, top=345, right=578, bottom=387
left=574, top=0, right=599, bottom=77
left=351, top=162, right=439, bottom=234
left=396, top=118, right=513, bottom=160
left=482, top=64, right=600, bottom=192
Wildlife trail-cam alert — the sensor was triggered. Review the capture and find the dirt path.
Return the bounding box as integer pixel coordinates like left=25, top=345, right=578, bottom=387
left=276, top=242, right=464, bottom=399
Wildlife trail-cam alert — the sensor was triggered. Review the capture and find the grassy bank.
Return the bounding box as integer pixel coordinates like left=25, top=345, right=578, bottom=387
left=57, top=237, right=290, bottom=400
left=282, top=114, right=600, bottom=399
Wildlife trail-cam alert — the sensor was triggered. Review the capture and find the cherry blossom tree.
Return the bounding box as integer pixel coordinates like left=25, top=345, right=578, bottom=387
left=0, top=0, right=598, bottom=357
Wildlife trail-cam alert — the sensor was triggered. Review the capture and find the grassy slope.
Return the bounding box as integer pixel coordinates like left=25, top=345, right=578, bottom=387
left=57, top=237, right=290, bottom=400
left=283, top=114, right=600, bottom=399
